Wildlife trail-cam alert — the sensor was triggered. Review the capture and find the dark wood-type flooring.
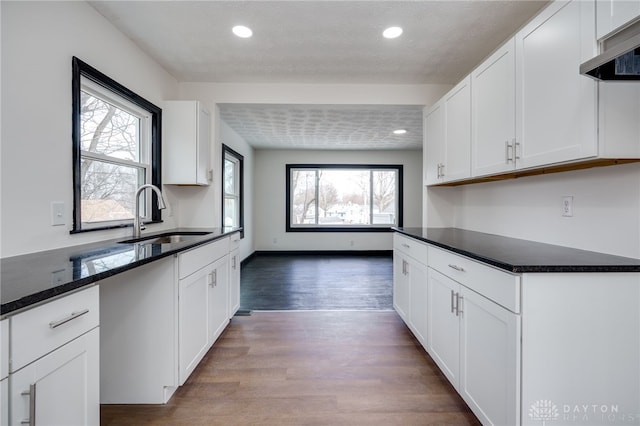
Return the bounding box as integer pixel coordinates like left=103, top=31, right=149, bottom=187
left=240, top=254, right=393, bottom=311
left=101, top=311, right=480, bottom=425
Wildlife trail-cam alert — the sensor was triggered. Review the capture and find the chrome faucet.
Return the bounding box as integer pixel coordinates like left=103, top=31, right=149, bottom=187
left=133, top=184, right=167, bottom=238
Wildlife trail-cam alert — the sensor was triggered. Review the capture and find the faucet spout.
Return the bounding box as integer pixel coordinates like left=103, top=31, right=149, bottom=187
left=133, top=184, right=166, bottom=238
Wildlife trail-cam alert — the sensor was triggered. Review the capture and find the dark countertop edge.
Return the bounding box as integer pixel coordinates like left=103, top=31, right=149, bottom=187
left=1, top=228, right=241, bottom=318
left=392, top=227, right=640, bottom=274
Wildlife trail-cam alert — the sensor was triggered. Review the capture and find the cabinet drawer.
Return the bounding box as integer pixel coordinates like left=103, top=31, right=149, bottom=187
left=394, top=233, right=429, bottom=263
left=428, top=246, right=521, bottom=313
left=11, top=286, right=99, bottom=372
left=229, top=232, right=241, bottom=252
left=179, top=237, right=229, bottom=279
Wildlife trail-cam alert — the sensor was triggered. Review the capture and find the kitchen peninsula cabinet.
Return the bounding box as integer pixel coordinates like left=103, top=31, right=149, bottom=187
left=163, top=100, right=211, bottom=186
left=393, top=227, right=640, bottom=426
left=10, top=286, right=99, bottom=426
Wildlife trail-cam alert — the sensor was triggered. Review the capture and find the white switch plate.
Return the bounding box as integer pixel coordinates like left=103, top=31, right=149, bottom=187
left=562, top=196, right=573, bottom=217
left=51, top=202, right=65, bottom=226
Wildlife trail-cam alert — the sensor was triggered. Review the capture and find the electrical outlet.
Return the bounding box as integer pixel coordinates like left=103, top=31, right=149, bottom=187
left=562, top=196, right=573, bottom=217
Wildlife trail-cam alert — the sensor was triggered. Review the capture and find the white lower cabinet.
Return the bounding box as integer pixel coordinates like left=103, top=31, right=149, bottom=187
left=393, top=234, right=429, bottom=346
left=426, top=268, right=461, bottom=385
left=11, top=328, right=99, bottom=426
left=178, top=238, right=230, bottom=385
left=427, top=248, right=520, bottom=426
left=9, top=286, right=100, bottom=425
left=459, top=286, right=520, bottom=426
left=1, top=319, right=7, bottom=426
left=228, top=247, right=241, bottom=318
left=0, top=377, right=6, bottom=426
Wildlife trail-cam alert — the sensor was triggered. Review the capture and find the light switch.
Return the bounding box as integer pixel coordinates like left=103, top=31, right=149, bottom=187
left=51, top=202, right=65, bottom=226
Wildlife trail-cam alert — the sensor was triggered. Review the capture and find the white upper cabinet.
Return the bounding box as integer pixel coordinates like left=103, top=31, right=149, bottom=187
left=443, top=76, right=472, bottom=182
left=515, top=0, right=598, bottom=170
left=163, top=100, right=211, bottom=186
left=596, top=0, right=640, bottom=39
left=471, top=38, right=517, bottom=177
left=423, top=77, right=471, bottom=185
left=423, top=102, right=444, bottom=185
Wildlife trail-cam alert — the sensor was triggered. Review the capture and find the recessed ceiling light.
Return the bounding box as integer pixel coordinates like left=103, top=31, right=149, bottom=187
left=383, top=27, right=403, bottom=39
left=393, top=129, right=407, bottom=135
left=232, top=25, right=253, bottom=38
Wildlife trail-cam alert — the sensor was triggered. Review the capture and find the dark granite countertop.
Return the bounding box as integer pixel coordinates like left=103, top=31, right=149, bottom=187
left=393, top=227, right=640, bottom=273
left=1, top=227, right=241, bottom=317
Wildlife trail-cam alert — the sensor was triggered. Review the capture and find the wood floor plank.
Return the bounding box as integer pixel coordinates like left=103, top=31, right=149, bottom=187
left=101, top=311, right=480, bottom=425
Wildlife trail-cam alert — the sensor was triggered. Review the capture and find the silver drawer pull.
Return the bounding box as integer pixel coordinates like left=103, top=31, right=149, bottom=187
left=20, top=383, right=36, bottom=426
left=49, top=309, right=90, bottom=329
left=401, top=243, right=410, bottom=249
left=448, top=264, right=465, bottom=272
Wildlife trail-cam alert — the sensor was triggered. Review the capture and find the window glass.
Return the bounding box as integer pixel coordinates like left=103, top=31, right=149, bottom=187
left=287, top=165, right=402, bottom=231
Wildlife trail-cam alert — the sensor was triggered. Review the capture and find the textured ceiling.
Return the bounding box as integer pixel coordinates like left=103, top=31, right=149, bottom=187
left=89, top=0, right=548, bottom=85
left=219, top=104, right=424, bottom=150
left=88, top=0, right=549, bottom=150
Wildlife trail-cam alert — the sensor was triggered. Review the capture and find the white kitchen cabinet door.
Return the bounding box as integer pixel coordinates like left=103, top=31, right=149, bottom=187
left=11, top=328, right=99, bottom=426
left=442, top=76, right=472, bottom=183
left=179, top=263, right=210, bottom=385
left=0, top=378, right=6, bottom=426
left=393, top=252, right=411, bottom=323
left=228, top=248, right=241, bottom=318
left=596, top=0, right=640, bottom=39
left=515, top=0, right=597, bottom=170
left=208, top=255, right=230, bottom=346
left=423, top=102, right=445, bottom=185
left=408, top=259, right=428, bottom=347
left=163, top=100, right=211, bottom=186
left=427, top=268, right=460, bottom=388
left=471, top=38, right=517, bottom=177
left=459, top=287, right=520, bottom=426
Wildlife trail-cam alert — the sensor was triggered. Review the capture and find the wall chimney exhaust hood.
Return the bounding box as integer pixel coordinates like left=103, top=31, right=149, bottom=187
left=581, top=20, right=640, bottom=80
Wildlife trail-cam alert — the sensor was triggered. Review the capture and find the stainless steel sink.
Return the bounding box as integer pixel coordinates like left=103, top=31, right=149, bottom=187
left=119, top=231, right=211, bottom=245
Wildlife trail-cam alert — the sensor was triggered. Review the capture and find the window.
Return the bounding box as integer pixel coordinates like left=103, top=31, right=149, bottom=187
left=286, top=164, right=403, bottom=232
left=222, top=144, right=244, bottom=236
left=72, top=57, right=162, bottom=232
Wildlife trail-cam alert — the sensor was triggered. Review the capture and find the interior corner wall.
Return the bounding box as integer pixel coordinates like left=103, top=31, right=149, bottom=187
left=1, top=1, right=180, bottom=257
left=254, top=149, right=423, bottom=252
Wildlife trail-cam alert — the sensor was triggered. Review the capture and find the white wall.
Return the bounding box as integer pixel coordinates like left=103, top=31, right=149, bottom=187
left=254, top=149, right=423, bottom=251
left=425, top=162, right=640, bottom=259
left=1, top=1, right=180, bottom=257
left=178, top=81, right=450, bottom=256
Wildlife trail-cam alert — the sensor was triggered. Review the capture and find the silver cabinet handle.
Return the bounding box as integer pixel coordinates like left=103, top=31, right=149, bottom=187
left=49, top=309, right=89, bottom=329
left=514, top=141, right=521, bottom=160
left=208, top=271, right=217, bottom=287
left=401, top=243, right=410, bottom=249
left=232, top=256, right=237, bottom=270
left=448, top=264, right=465, bottom=272
left=505, top=141, right=513, bottom=163
left=456, top=294, right=463, bottom=316
left=450, top=290, right=456, bottom=313
left=20, top=384, right=36, bottom=426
